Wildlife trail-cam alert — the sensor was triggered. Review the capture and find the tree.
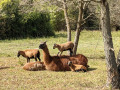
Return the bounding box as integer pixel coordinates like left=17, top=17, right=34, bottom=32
left=62, top=0, right=72, bottom=55
left=37, top=0, right=71, bottom=42
left=73, top=0, right=92, bottom=55
left=43, top=0, right=95, bottom=55
left=100, top=0, right=120, bottom=89
left=73, top=0, right=84, bottom=55
left=90, top=0, right=120, bottom=30
left=0, top=0, right=54, bottom=39
left=63, top=0, right=71, bottom=41
left=109, top=0, right=120, bottom=30
left=117, top=50, right=120, bottom=75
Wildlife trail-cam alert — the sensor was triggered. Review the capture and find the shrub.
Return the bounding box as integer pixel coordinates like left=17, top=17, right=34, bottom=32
left=0, top=0, right=54, bottom=39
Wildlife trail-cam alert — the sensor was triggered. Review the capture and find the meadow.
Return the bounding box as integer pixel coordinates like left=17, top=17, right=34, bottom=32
left=0, top=30, right=120, bottom=90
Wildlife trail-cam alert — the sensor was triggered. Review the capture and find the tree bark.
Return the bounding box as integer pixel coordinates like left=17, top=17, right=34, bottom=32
left=63, top=0, right=71, bottom=55
left=73, top=1, right=83, bottom=55
left=101, top=0, right=120, bottom=89
left=63, top=0, right=71, bottom=41
left=117, top=50, right=120, bottom=74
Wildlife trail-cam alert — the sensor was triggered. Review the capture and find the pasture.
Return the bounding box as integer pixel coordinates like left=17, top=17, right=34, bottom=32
left=0, top=30, right=120, bottom=90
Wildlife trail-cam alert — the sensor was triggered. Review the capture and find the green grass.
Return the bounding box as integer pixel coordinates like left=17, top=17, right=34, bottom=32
left=0, top=30, right=120, bottom=90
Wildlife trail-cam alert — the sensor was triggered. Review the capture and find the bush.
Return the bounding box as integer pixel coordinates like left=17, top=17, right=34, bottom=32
left=0, top=0, right=54, bottom=39
left=21, top=11, right=54, bottom=38
left=51, top=11, right=66, bottom=31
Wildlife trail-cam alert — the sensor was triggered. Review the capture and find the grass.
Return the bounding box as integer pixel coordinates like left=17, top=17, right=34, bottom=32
left=0, top=30, right=120, bottom=90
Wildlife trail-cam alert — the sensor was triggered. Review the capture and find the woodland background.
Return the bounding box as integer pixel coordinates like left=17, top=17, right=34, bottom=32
left=0, top=0, right=120, bottom=39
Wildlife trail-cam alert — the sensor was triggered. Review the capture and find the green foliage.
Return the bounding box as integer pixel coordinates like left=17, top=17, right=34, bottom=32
left=68, top=8, right=78, bottom=30
left=21, top=11, right=54, bottom=37
left=0, top=0, right=11, bottom=8
left=51, top=7, right=99, bottom=31
left=1, top=0, right=19, bottom=17
left=68, top=7, right=99, bottom=30
left=0, top=0, right=54, bottom=39
left=83, top=7, right=99, bottom=30
left=51, top=10, right=66, bottom=31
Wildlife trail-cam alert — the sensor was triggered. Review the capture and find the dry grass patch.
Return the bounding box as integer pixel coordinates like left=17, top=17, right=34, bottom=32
left=0, top=58, right=107, bottom=90
left=0, top=30, right=120, bottom=90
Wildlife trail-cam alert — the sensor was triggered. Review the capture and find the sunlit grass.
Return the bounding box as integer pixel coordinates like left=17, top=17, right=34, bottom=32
left=0, top=30, right=120, bottom=90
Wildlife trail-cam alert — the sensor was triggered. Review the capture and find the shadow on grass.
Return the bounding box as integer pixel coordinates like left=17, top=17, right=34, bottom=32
left=88, top=68, right=97, bottom=72
left=0, top=66, right=10, bottom=70
left=88, top=56, right=105, bottom=59
left=54, top=33, right=67, bottom=38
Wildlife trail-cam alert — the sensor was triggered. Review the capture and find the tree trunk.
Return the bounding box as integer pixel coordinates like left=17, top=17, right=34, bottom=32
left=117, top=50, right=120, bottom=74
left=63, top=0, right=71, bottom=55
left=73, top=1, right=83, bottom=55
left=63, top=0, right=71, bottom=41
left=101, top=0, right=120, bottom=89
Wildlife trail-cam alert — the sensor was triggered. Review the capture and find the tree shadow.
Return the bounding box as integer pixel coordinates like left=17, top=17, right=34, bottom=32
left=54, top=33, right=67, bottom=38
left=87, top=68, right=97, bottom=72
left=0, top=66, right=10, bottom=70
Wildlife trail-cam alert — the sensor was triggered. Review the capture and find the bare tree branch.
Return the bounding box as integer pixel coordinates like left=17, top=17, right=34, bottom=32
left=81, top=21, right=86, bottom=26
left=83, top=13, right=94, bottom=22
left=83, top=1, right=90, bottom=10
left=90, top=0, right=101, bottom=3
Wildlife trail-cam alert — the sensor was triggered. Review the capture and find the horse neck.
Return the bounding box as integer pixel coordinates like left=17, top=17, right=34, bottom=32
left=42, top=46, right=51, bottom=64
left=56, top=45, right=61, bottom=51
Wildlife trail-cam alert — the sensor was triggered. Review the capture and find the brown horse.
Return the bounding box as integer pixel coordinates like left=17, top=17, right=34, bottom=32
left=39, top=41, right=89, bottom=71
